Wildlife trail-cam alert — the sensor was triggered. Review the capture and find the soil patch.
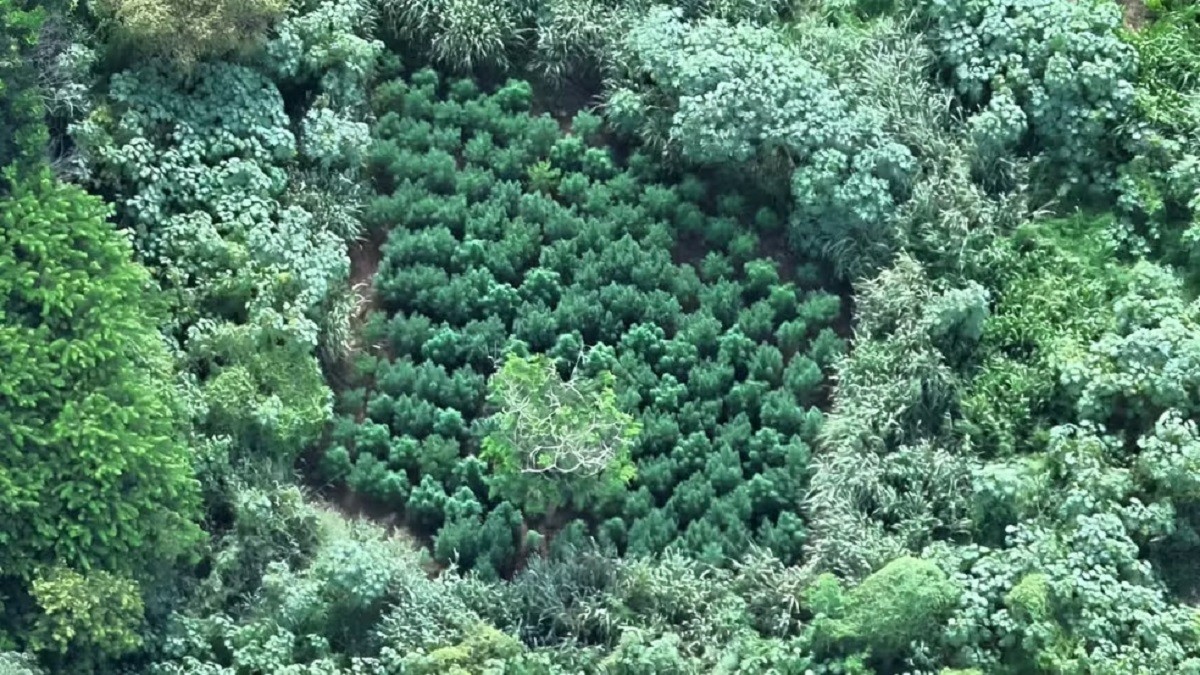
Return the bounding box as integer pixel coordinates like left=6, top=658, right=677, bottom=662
left=1121, top=0, right=1149, bottom=31
left=349, top=228, right=386, bottom=313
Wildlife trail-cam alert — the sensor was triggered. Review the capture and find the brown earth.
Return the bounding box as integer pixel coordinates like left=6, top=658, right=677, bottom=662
left=1121, top=0, right=1149, bottom=31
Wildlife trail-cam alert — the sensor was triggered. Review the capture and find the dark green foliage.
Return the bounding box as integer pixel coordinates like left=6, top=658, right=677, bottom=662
left=325, top=68, right=843, bottom=573
left=435, top=500, right=522, bottom=578
left=0, top=0, right=46, bottom=183
left=35, top=1, right=1200, bottom=673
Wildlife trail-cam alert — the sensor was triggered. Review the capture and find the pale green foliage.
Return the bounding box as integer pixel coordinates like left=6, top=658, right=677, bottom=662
left=151, top=511, right=503, bottom=673
left=315, top=281, right=367, bottom=365
left=529, top=0, right=633, bottom=83
left=380, top=0, right=521, bottom=71
left=265, top=0, right=383, bottom=109
left=482, top=353, right=639, bottom=513
left=34, top=19, right=97, bottom=131
left=1127, top=2, right=1200, bottom=133
left=925, top=357, right=1200, bottom=672
left=74, top=62, right=345, bottom=346
left=434, top=0, right=520, bottom=71
left=188, top=483, right=323, bottom=616
left=680, top=0, right=784, bottom=23
left=1113, top=7, right=1200, bottom=265
left=785, top=12, right=1031, bottom=277
left=378, top=0, right=788, bottom=79
left=1061, top=262, right=1200, bottom=427
left=190, top=321, right=332, bottom=461
left=74, top=61, right=343, bottom=456
left=301, top=106, right=371, bottom=172
left=969, top=457, right=1049, bottom=539
left=924, top=0, right=1136, bottom=188
left=1004, top=572, right=1050, bottom=623
left=485, top=354, right=639, bottom=476
left=29, top=567, right=144, bottom=661
left=968, top=88, right=1026, bottom=169
left=1137, top=412, right=1200, bottom=501
left=959, top=214, right=1123, bottom=458
left=0, top=652, right=43, bottom=675
left=373, top=571, right=479, bottom=655
left=599, top=631, right=694, bottom=673
left=263, top=0, right=378, bottom=374
left=932, top=437, right=1200, bottom=672
left=92, top=0, right=287, bottom=64
left=924, top=282, right=991, bottom=353
left=835, top=557, right=960, bottom=658
left=621, top=9, right=829, bottom=164
left=387, top=624, right=524, bottom=673
left=496, top=547, right=810, bottom=658
left=286, top=169, right=368, bottom=242
left=806, top=256, right=983, bottom=577
left=615, top=8, right=915, bottom=276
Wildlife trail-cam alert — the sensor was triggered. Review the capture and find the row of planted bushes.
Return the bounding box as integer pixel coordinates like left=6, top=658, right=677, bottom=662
left=318, top=68, right=847, bottom=576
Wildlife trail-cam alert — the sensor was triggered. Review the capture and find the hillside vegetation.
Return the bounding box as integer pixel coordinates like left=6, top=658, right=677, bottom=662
left=5, top=0, right=1200, bottom=673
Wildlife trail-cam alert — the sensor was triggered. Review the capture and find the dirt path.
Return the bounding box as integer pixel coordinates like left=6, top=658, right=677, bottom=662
left=348, top=228, right=385, bottom=322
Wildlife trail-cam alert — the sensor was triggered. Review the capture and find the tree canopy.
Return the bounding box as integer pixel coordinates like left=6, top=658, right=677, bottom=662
left=11, top=0, right=1200, bottom=672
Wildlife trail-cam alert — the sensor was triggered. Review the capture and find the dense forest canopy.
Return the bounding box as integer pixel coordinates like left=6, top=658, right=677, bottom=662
left=5, top=0, right=1200, bottom=672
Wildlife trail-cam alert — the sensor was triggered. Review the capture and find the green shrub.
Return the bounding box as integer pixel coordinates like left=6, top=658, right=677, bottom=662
left=29, top=568, right=144, bottom=663
left=93, top=0, right=287, bottom=65
left=0, top=175, right=200, bottom=581
left=838, top=557, right=960, bottom=658
left=924, top=0, right=1136, bottom=190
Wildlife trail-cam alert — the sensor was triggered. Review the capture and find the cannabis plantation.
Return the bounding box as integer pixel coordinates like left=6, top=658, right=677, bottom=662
left=5, top=0, right=1200, bottom=673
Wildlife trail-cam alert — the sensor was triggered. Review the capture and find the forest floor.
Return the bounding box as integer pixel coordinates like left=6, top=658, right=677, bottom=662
left=1121, top=0, right=1149, bottom=30
left=347, top=228, right=386, bottom=346
left=307, top=229, right=403, bottom=535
